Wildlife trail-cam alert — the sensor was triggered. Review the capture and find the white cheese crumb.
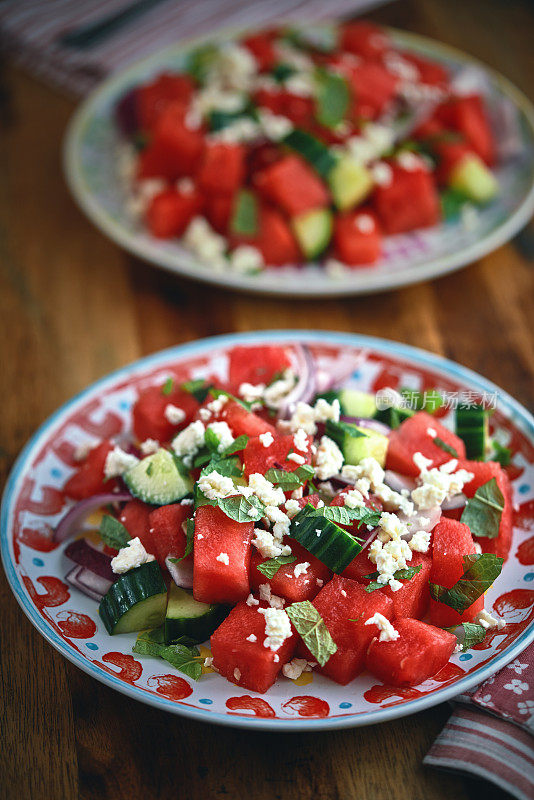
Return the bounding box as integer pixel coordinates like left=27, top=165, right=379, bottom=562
left=411, top=453, right=474, bottom=509
left=246, top=594, right=259, bottom=606
left=139, top=438, right=159, bottom=455
left=259, top=431, right=274, bottom=448
left=282, top=658, right=314, bottom=680
left=206, top=420, right=235, bottom=452
left=427, top=427, right=437, bottom=437
left=111, top=537, right=155, bottom=574
left=408, top=530, right=431, bottom=553
left=164, top=404, right=186, bottom=425
left=293, top=561, right=310, bottom=579
left=475, top=609, right=506, bottom=630
left=172, top=420, right=205, bottom=466
left=314, top=435, right=344, bottom=480
left=229, top=245, right=264, bottom=274
left=284, top=499, right=301, bottom=519
left=287, top=452, right=306, bottom=465
left=216, top=552, right=230, bottom=565
left=246, top=634, right=257, bottom=643
left=239, top=382, right=266, bottom=403
left=365, top=612, right=399, bottom=642
left=258, top=583, right=285, bottom=608
left=262, top=607, right=292, bottom=651
left=197, top=470, right=235, bottom=500
left=248, top=473, right=285, bottom=506
left=293, top=428, right=309, bottom=452
left=104, top=446, right=139, bottom=479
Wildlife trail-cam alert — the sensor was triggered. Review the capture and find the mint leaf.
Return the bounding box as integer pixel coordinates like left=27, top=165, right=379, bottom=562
left=447, top=621, right=487, bottom=652
left=204, top=427, right=221, bottom=453
left=429, top=553, right=504, bottom=612
left=315, top=70, right=350, bottom=128
left=162, top=377, right=174, bottom=396
left=221, top=435, right=249, bottom=456
left=490, top=440, right=511, bottom=467
left=256, top=555, right=297, bottom=579
left=364, top=564, right=422, bottom=592
left=433, top=437, right=458, bottom=458
left=133, top=631, right=203, bottom=680
left=200, top=455, right=243, bottom=478
left=169, top=518, right=194, bottom=564
left=210, top=388, right=257, bottom=412
left=99, top=515, right=130, bottom=549
left=181, top=378, right=212, bottom=403
left=315, top=504, right=381, bottom=528
left=461, top=478, right=504, bottom=539
left=217, top=494, right=265, bottom=523
left=286, top=600, right=337, bottom=667
left=264, top=465, right=314, bottom=490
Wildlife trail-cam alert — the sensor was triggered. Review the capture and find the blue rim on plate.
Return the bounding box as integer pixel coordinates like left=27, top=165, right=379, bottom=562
left=63, top=25, right=534, bottom=298
left=2, top=330, right=534, bottom=731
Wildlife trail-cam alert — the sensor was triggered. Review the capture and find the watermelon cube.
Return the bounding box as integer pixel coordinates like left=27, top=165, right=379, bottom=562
left=146, top=188, right=202, bottom=238
left=242, top=32, right=277, bottom=71
left=64, top=440, right=117, bottom=500
left=210, top=600, right=297, bottom=693
left=119, top=500, right=155, bottom=554
left=139, top=101, right=205, bottom=180
left=429, top=517, right=484, bottom=627
left=257, top=155, right=330, bottom=216
left=400, top=52, right=449, bottom=88
left=333, top=211, right=382, bottom=266
left=243, top=432, right=312, bottom=478
left=132, top=383, right=200, bottom=444
left=148, top=502, right=191, bottom=567
left=456, top=460, right=513, bottom=560
left=228, top=345, right=291, bottom=390
left=220, top=399, right=277, bottom=438
left=296, top=575, right=393, bottom=684
left=386, top=411, right=466, bottom=477
left=330, top=490, right=383, bottom=538
left=373, top=163, right=441, bottom=235
left=366, top=618, right=456, bottom=686
left=204, top=192, right=235, bottom=234
left=347, top=62, right=398, bottom=120
left=340, top=21, right=390, bottom=60
left=193, top=504, right=253, bottom=604
left=250, top=539, right=332, bottom=602
left=197, top=143, right=246, bottom=195
left=138, top=73, right=194, bottom=132
left=437, top=95, right=495, bottom=165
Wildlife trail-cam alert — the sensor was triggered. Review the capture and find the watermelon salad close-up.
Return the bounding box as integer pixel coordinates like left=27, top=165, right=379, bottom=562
left=114, top=20, right=502, bottom=276
left=54, top=343, right=517, bottom=695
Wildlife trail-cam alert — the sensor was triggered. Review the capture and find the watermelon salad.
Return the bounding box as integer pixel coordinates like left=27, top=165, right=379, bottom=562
left=115, top=21, right=500, bottom=276
left=55, top=344, right=517, bottom=693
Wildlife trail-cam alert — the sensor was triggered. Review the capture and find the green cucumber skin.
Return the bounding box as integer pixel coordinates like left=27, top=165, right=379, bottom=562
left=455, top=406, right=488, bottom=459
left=283, top=129, right=336, bottom=178
left=165, top=602, right=230, bottom=645
left=99, top=561, right=167, bottom=635
left=290, top=508, right=362, bottom=573
left=124, top=449, right=193, bottom=506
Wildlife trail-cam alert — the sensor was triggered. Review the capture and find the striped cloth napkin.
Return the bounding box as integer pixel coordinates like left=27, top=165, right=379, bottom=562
left=425, top=641, right=534, bottom=800
left=0, top=0, right=389, bottom=96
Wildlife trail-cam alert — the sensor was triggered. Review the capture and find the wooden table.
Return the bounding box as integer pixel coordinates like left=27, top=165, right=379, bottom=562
left=1, top=1, right=532, bottom=798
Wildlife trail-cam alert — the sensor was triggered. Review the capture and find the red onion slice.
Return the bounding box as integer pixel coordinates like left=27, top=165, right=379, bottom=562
left=64, top=538, right=114, bottom=581
left=441, top=493, right=467, bottom=511
left=166, top=556, right=194, bottom=589
left=383, top=470, right=416, bottom=494
left=277, top=344, right=317, bottom=417
left=65, top=564, right=112, bottom=601
left=340, top=416, right=391, bottom=436
left=54, top=491, right=131, bottom=543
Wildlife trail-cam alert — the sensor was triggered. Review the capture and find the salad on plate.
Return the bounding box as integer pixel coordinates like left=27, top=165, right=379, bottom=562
left=56, top=343, right=514, bottom=694
left=114, top=20, right=501, bottom=276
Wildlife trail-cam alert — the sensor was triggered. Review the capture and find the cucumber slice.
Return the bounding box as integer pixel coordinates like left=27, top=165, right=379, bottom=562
left=449, top=155, right=498, bottom=204
left=316, top=389, right=377, bottom=418
left=374, top=405, right=414, bottom=429
left=328, top=156, right=373, bottom=211
left=230, top=189, right=259, bottom=236
left=99, top=561, right=167, bottom=635
left=315, top=71, right=350, bottom=129
left=124, top=448, right=193, bottom=506
left=455, top=403, right=489, bottom=459
left=290, top=503, right=362, bottom=573
left=326, top=420, right=388, bottom=467
left=283, top=129, right=337, bottom=178
left=165, top=583, right=230, bottom=644
left=291, top=208, right=333, bottom=259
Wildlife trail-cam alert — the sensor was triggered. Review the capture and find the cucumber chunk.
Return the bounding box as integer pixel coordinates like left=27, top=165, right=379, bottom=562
left=326, top=420, right=388, bottom=467
left=165, top=583, right=229, bottom=644
left=124, top=448, right=193, bottom=506
left=99, top=561, right=167, bottom=635
left=291, top=208, right=333, bottom=259
left=290, top=503, right=362, bottom=573
left=374, top=405, right=414, bottom=429
left=317, top=389, right=377, bottom=418
left=230, top=189, right=259, bottom=236
left=283, top=129, right=337, bottom=178
left=455, top=403, right=489, bottom=459
left=328, top=156, right=373, bottom=211
left=449, top=155, right=498, bottom=204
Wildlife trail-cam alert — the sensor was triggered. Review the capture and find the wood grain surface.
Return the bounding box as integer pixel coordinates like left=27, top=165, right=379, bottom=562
left=1, top=1, right=533, bottom=798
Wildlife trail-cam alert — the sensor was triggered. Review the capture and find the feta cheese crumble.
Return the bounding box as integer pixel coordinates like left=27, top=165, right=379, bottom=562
left=248, top=473, right=285, bottom=506
left=197, top=470, right=235, bottom=500
left=246, top=634, right=257, bottom=643
left=239, top=382, right=266, bottom=403
left=293, top=562, right=310, bottom=578
left=262, top=607, right=292, bottom=651
left=206, top=421, right=235, bottom=452
left=111, top=537, right=155, bottom=574
left=216, top=552, right=230, bottom=565
left=104, top=446, right=139, bottom=479
left=172, top=420, right=205, bottom=467
left=282, top=658, right=314, bottom=680
left=139, top=438, right=159, bottom=455
left=475, top=609, right=506, bottom=630
left=411, top=454, right=474, bottom=509
left=314, top=435, right=344, bottom=480
left=365, top=612, right=399, bottom=642
left=259, top=431, right=274, bottom=448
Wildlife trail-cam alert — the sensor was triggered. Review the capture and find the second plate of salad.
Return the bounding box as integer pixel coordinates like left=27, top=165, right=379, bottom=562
left=64, top=20, right=534, bottom=296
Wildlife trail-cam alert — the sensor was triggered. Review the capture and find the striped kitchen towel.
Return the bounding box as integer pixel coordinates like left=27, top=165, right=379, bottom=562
left=0, top=0, right=392, bottom=96
left=425, top=641, right=534, bottom=800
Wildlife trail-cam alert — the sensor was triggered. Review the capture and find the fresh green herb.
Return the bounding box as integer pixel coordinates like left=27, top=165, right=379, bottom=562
left=184, top=43, right=218, bottom=84
left=325, top=419, right=368, bottom=445
left=181, top=379, right=212, bottom=403
left=169, top=518, right=195, bottom=564
left=209, top=388, right=257, bottom=413
left=441, top=189, right=469, bottom=221
left=162, top=377, right=174, bottom=396
left=461, top=478, right=504, bottom=539
left=230, top=189, right=259, bottom=236
left=314, top=504, right=381, bottom=528
left=286, top=600, right=337, bottom=667
left=433, top=437, right=458, bottom=458
left=447, top=621, right=487, bottom=652
left=256, top=555, right=297, bottom=579
left=264, top=464, right=314, bottom=491
left=283, top=128, right=337, bottom=178
left=217, top=493, right=265, bottom=523
left=146, top=461, right=154, bottom=477
left=490, top=440, right=512, bottom=467
left=429, top=553, right=504, bottom=612
left=315, top=69, right=350, bottom=128
left=202, top=455, right=243, bottom=478
left=204, top=427, right=221, bottom=453
left=99, top=515, right=130, bottom=549
left=364, top=564, right=422, bottom=592
left=208, top=108, right=250, bottom=132
left=272, top=62, right=296, bottom=82
left=133, top=630, right=203, bottom=680
left=221, top=435, right=249, bottom=456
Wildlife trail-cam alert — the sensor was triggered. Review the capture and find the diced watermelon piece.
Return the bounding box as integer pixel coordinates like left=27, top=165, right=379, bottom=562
left=400, top=52, right=449, bottom=87
left=257, top=206, right=302, bottom=266
left=193, top=504, right=253, bottom=604
left=219, top=399, right=276, bottom=438
left=227, top=345, right=291, bottom=390
left=253, top=88, right=315, bottom=127
left=437, top=95, right=495, bottom=165
left=296, top=575, right=393, bottom=684
left=242, top=432, right=312, bottom=478
left=340, top=21, right=390, bottom=60
left=148, top=502, right=191, bottom=567
left=138, top=101, right=205, bottom=180
left=373, top=162, right=441, bottom=234
left=256, top=155, right=330, bottom=216
left=429, top=517, right=484, bottom=627
left=386, top=411, right=466, bottom=477
left=455, top=460, right=513, bottom=560
left=119, top=500, right=155, bottom=554
left=145, top=188, right=202, bottom=238
left=242, top=32, right=277, bottom=71
left=138, top=73, right=195, bottom=132
left=432, top=139, right=474, bottom=184
left=64, top=441, right=117, bottom=500
left=204, top=192, right=235, bottom=234
left=210, top=600, right=297, bottom=692
left=347, top=62, right=398, bottom=120
left=366, top=618, right=456, bottom=686
left=132, top=384, right=200, bottom=444
left=333, top=211, right=382, bottom=266
left=197, top=143, right=246, bottom=195
left=330, top=490, right=383, bottom=538
left=251, top=539, right=332, bottom=602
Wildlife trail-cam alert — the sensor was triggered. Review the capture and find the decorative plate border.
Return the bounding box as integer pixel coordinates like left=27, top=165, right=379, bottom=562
left=2, top=330, right=534, bottom=731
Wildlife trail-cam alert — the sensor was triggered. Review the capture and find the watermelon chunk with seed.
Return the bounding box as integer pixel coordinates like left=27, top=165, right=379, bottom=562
left=366, top=618, right=456, bottom=686
left=132, top=383, right=200, bottom=443
left=228, top=345, right=291, bottom=390
left=386, top=411, right=466, bottom=477
left=64, top=441, right=117, bottom=500
left=455, top=460, right=513, bottom=560
left=250, top=539, right=332, bottom=602
left=193, top=504, right=253, bottom=604
left=210, top=600, right=297, bottom=693
left=119, top=500, right=155, bottom=554
left=148, top=502, right=191, bottom=567
left=429, top=517, right=484, bottom=627
left=296, top=575, right=393, bottom=685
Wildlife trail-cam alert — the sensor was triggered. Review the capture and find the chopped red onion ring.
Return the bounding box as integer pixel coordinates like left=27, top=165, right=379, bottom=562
left=54, top=491, right=131, bottom=543
left=383, top=470, right=416, bottom=494
left=166, top=556, right=194, bottom=589
left=64, top=538, right=114, bottom=581
left=277, top=344, right=316, bottom=417
left=65, top=564, right=112, bottom=601
left=441, top=493, right=467, bottom=511
left=340, top=416, right=391, bottom=436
